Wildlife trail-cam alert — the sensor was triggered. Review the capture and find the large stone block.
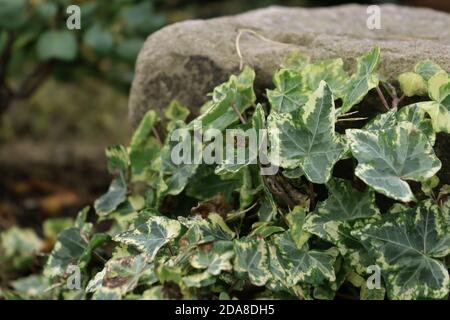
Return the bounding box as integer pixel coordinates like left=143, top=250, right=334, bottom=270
left=129, top=4, right=450, bottom=126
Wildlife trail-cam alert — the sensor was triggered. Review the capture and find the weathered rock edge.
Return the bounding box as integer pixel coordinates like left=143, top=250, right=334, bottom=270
left=129, top=4, right=450, bottom=125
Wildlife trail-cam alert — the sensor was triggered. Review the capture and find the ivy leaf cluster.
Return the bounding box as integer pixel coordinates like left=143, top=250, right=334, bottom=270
left=2, top=48, right=450, bottom=300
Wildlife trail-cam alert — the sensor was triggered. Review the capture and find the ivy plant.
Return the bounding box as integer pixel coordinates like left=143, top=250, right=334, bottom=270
left=2, top=48, right=450, bottom=300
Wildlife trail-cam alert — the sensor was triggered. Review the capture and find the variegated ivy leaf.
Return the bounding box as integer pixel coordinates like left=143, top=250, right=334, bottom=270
left=417, top=71, right=450, bottom=133
left=113, top=216, right=182, bottom=260
left=192, top=66, right=255, bottom=131
left=44, top=228, right=109, bottom=278
left=268, top=58, right=348, bottom=113
left=1, top=227, right=43, bottom=258
left=164, top=100, right=190, bottom=122
left=267, top=69, right=308, bottom=113
left=363, top=109, right=397, bottom=131
left=182, top=272, right=216, bottom=288
left=313, top=259, right=351, bottom=300
left=180, top=213, right=235, bottom=246
left=105, top=145, right=129, bottom=177
left=11, top=275, right=51, bottom=299
left=258, top=179, right=278, bottom=222
left=273, top=232, right=337, bottom=286
left=266, top=244, right=301, bottom=295
left=87, top=254, right=155, bottom=298
left=215, top=104, right=266, bottom=174
left=91, top=287, right=122, bottom=300
left=286, top=206, right=307, bottom=249
left=94, top=177, right=127, bottom=216
left=304, top=178, right=379, bottom=272
left=281, top=50, right=311, bottom=72
left=268, top=81, right=346, bottom=184
left=396, top=61, right=450, bottom=133
left=347, top=121, right=441, bottom=202
left=419, top=101, right=450, bottom=134
left=250, top=222, right=284, bottom=239
left=129, top=110, right=160, bottom=181
left=186, top=165, right=240, bottom=202
left=398, top=72, right=428, bottom=97
left=141, top=286, right=166, bottom=300
left=0, top=226, right=43, bottom=274
left=158, top=120, right=200, bottom=198
left=414, top=60, right=445, bottom=81
left=397, top=104, right=436, bottom=145
left=360, top=283, right=386, bottom=300
left=233, top=237, right=271, bottom=286
left=339, top=47, right=380, bottom=113
left=44, top=228, right=88, bottom=278
left=302, top=58, right=349, bottom=96
left=239, top=173, right=259, bottom=211
left=189, top=241, right=234, bottom=275
left=352, top=200, right=450, bottom=300
left=363, top=104, right=435, bottom=146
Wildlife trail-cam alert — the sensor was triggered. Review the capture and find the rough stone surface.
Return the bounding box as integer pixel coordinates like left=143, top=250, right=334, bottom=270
left=129, top=4, right=450, bottom=126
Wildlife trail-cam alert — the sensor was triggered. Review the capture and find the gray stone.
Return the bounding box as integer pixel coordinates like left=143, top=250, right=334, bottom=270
left=129, top=4, right=450, bottom=126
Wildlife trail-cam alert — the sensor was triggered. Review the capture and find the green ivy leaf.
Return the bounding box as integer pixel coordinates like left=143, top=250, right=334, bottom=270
left=347, top=121, right=441, bottom=202
left=113, top=217, right=181, bottom=260
left=268, top=81, right=346, bottom=183
left=352, top=201, right=450, bottom=299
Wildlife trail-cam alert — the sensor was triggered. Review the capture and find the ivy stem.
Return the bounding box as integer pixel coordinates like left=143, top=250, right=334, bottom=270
left=376, top=86, right=390, bottom=111
left=235, top=28, right=294, bottom=71
left=337, top=110, right=360, bottom=118
left=167, top=243, right=175, bottom=256
left=308, top=182, right=315, bottom=211
left=231, top=102, right=247, bottom=124
left=336, top=117, right=368, bottom=122
left=152, top=126, right=163, bottom=147
left=392, top=93, right=405, bottom=109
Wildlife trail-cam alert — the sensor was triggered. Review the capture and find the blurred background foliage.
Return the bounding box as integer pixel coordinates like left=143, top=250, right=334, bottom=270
left=0, top=0, right=447, bottom=230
